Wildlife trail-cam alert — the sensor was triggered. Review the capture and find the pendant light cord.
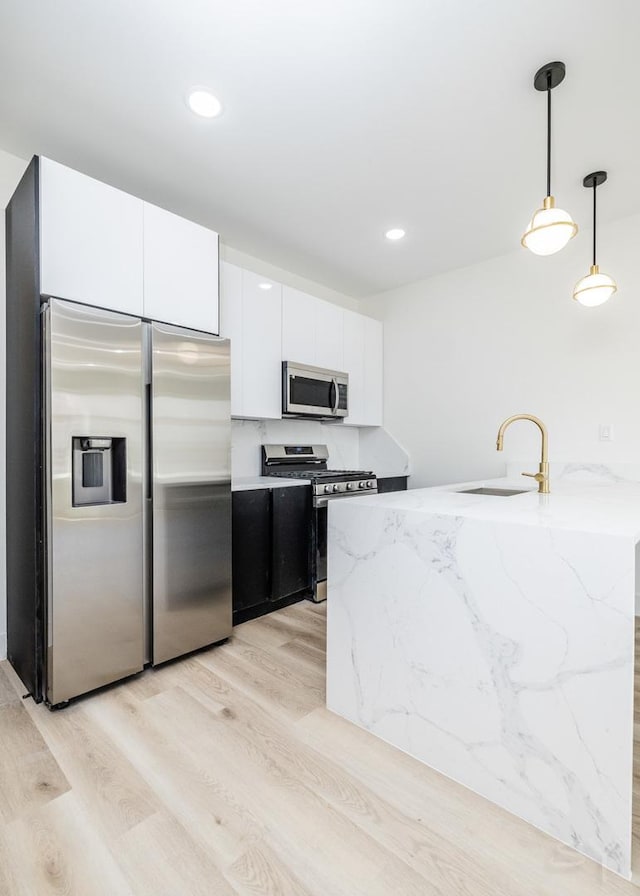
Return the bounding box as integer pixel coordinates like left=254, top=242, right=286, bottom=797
left=546, top=71, right=552, bottom=198
left=592, top=183, right=597, bottom=266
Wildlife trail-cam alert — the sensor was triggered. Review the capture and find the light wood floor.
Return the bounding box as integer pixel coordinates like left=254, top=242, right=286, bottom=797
left=1, top=602, right=639, bottom=895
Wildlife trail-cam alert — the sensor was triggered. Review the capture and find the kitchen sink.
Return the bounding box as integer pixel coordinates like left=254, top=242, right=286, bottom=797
left=457, top=487, right=529, bottom=497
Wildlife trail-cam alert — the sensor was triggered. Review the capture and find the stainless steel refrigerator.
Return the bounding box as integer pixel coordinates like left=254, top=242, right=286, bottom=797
left=43, top=299, right=232, bottom=705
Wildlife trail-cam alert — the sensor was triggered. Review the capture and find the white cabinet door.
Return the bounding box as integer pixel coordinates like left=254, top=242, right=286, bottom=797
left=39, top=157, right=144, bottom=315
left=219, top=261, right=243, bottom=416
left=143, top=202, right=219, bottom=333
left=282, top=286, right=316, bottom=364
left=242, top=271, right=282, bottom=419
left=342, top=310, right=365, bottom=425
left=315, top=299, right=344, bottom=371
left=363, top=316, right=384, bottom=426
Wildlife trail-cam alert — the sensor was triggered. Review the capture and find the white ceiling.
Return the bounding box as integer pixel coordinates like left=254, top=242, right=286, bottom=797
left=0, top=0, right=638, bottom=298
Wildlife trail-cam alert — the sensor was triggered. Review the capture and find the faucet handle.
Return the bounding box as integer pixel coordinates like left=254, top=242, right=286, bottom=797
left=522, top=471, right=545, bottom=483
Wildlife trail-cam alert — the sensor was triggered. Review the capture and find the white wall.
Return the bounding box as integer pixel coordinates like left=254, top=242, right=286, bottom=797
left=366, top=211, right=640, bottom=488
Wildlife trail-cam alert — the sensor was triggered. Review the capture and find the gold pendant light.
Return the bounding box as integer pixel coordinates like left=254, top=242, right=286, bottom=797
left=521, top=61, right=578, bottom=255
left=573, top=171, right=617, bottom=306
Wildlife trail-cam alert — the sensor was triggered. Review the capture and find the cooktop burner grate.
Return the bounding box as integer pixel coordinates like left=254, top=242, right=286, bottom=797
left=269, top=469, right=375, bottom=481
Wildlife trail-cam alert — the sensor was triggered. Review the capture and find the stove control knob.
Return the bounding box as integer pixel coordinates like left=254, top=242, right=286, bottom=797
left=358, top=481, right=366, bottom=489
left=332, top=484, right=340, bottom=493
left=367, top=480, right=375, bottom=489
left=324, top=485, right=332, bottom=495
left=347, top=482, right=355, bottom=491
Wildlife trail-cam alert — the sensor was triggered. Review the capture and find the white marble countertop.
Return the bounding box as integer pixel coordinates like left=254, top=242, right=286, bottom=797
left=339, top=475, right=640, bottom=539
left=232, top=476, right=311, bottom=492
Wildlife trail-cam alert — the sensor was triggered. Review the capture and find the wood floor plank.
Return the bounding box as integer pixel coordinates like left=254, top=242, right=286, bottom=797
left=232, top=617, right=293, bottom=650
left=3, top=792, right=134, bottom=896
left=182, top=657, right=518, bottom=896
left=22, top=701, right=162, bottom=841
left=115, top=810, right=238, bottom=896
left=0, top=702, right=70, bottom=824
left=0, top=663, right=20, bottom=706
left=0, top=823, right=27, bottom=896
left=197, top=641, right=321, bottom=723
left=140, top=685, right=439, bottom=896
left=220, top=636, right=325, bottom=698
left=226, top=843, right=316, bottom=896
left=276, top=637, right=327, bottom=674
left=82, top=688, right=265, bottom=868
left=234, top=608, right=325, bottom=652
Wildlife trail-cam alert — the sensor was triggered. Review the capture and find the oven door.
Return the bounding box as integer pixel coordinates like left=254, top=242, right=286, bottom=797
left=283, top=362, right=348, bottom=418
left=313, top=503, right=328, bottom=602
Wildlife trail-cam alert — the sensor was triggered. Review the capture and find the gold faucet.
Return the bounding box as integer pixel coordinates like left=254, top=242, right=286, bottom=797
left=496, top=414, right=550, bottom=494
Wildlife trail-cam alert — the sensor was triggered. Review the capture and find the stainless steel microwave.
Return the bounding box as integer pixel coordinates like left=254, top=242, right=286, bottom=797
left=282, top=362, right=348, bottom=419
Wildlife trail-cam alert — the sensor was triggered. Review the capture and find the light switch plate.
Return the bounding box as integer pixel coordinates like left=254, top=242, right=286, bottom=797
left=599, top=424, right=614, bottom=442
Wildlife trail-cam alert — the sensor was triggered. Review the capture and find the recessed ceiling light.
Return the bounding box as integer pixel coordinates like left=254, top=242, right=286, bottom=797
left=187, top=88, right=222, bottom=119
left=258, top=282, right=273, bottom=290
left=385, top=228, right=406, bottom=241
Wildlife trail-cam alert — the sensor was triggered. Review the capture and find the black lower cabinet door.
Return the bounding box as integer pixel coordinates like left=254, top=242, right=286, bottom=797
left=232, top=489, right=271, bottom=618
left=271, top=486, right=312, bottom=601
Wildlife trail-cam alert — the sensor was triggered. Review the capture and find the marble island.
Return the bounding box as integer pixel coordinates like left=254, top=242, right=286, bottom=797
left=327, top=475, right=640, bottom=878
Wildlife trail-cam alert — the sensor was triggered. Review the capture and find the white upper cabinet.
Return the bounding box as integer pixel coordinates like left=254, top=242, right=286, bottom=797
left=38, top=158, right=220, bottom=332
left=143, top=202, right=219, bottom=333
left=342, top=310, right=365, bottom=425
left=220, top=263, right=282, bottom=420
left=282, top=287, right=316, bottom=364
left=341, top=311, right=383, bottom=426
left=219, top=261, right=243, bottom=416
left=241, top=271, right=282, bottom=419
left=315, top=300, right=344, bottom=371
left=39, top=157, right=144, bottom=316
left=282, top=287, right=344, bottom=371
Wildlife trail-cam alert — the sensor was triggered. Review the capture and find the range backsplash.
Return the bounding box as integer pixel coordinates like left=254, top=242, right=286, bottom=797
left=232, top=419, right=361, bottom=478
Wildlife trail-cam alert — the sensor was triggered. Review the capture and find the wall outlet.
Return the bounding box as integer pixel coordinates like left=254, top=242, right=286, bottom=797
left=599, top=424, right=614, bottom=442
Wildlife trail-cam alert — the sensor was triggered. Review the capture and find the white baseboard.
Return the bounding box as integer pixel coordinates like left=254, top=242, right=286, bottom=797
left=0, top=632, right=6, bottom=661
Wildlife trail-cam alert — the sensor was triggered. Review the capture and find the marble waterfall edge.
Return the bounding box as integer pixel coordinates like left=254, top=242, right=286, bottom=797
left=327, top=500, right=635, bottom=877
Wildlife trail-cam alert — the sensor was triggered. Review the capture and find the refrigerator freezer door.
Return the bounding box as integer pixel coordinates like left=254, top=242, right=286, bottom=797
left=46, top=300, right=144, bottom=705
left=151, top=323, right=232, bottom=664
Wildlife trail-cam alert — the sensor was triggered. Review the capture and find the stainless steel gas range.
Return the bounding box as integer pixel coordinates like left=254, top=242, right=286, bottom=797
left=262, top=444, right=378, bottom=602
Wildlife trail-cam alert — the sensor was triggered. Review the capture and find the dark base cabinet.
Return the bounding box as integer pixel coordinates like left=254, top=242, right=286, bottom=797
left=377, top=476, right=409, bottom=494
left=232, top=485, right=312, bottom=625
left=232, top=489, right=271, bottom=619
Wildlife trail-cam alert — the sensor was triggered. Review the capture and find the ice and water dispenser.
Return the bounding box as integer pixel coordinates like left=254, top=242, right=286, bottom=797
left=72, top=437, right=127, bottom=506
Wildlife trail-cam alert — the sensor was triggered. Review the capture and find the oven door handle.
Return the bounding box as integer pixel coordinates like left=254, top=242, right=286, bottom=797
left=331, top=378, right=339, bottom=414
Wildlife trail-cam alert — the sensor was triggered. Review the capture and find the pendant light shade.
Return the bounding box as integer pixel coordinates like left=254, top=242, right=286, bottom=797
left=521, top=62, right=577, bottom=255
left=573, top=171, right=617, bottom=306
left=521, top=196, right=577, bottom=255
left=573, top=266, right=617, bottom=307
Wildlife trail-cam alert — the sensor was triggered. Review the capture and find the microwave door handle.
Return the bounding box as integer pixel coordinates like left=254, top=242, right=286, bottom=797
left=331, top=378, right=339, bottom=414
